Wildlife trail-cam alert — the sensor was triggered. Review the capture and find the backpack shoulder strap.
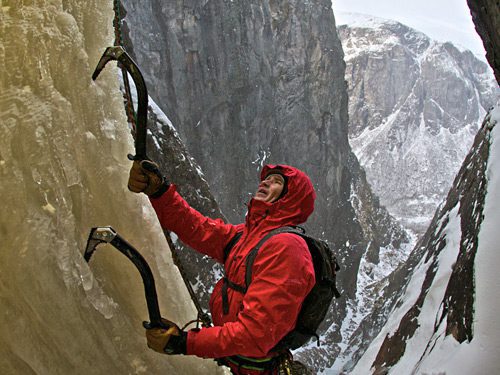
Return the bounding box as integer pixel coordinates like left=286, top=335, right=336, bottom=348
left=244, top=226, right=304, bottom=288
left=223, top=231, right=243, bottom=262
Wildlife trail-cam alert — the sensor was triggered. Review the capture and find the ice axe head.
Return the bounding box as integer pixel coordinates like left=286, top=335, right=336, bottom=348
left=91, top=46, right=126, bottom=81
left=91, top=45, right=149, bottom=161
left=84, top=227, right=117, bottom=262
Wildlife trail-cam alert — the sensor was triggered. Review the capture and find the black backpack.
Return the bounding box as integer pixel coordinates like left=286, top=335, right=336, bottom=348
left=222, top=226, right=341, bottom=351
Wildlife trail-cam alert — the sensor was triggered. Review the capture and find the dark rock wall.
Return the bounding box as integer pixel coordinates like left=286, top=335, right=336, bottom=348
left=467, top=0, right=500, bottom=84
left=145, top=104, right=225, bottom=308
left=124, top=0, right=349, bottom=226
left=121, top=0, right=406, bottom=293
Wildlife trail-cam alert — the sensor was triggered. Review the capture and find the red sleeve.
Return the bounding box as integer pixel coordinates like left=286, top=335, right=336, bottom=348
left=149, top=185, right=239, bottom=264
left=186, top=233, right=316, bottom=358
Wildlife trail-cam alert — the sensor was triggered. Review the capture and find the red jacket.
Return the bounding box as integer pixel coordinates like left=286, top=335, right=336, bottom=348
left=150, top=164, right=316, bottom=360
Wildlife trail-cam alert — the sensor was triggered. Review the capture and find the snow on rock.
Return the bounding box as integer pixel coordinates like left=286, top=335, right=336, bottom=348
left=343, top=107, right=499, bottom=374
left=338, top=13, right=499, bottom=235
left=414, top=106, right=500, bottom=374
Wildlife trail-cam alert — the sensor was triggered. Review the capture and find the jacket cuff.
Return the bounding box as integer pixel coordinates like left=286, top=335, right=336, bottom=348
left=186, top=329, right=199, bottom=356
left=148, top=179, right=171, bottom=199
left=149, top=183, right=176, bottom=202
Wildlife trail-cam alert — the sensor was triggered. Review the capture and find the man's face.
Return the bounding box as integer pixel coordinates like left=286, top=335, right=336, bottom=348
left=254, top=173, right=285, bottom=203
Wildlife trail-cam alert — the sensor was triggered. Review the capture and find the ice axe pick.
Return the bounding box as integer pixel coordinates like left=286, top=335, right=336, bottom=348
left=92, top=46, right=149, bottom=162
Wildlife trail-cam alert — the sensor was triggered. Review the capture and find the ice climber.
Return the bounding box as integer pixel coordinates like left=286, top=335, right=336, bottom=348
left=128, top=161, right=317, bottom=374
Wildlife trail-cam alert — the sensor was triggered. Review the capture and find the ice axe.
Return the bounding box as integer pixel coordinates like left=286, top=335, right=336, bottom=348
left=89, top=50, right=167, bottom=329
left=92, top=46, right=149, bottom=162
left=84, top=227, right=169, bottom=330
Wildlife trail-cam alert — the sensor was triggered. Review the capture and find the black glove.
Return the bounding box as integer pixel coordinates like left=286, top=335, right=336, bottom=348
left=128, top=160, right=170, bottom=198
left=145, top=318, right=187, bottom=355
left=164, top=330, right=188, bottom=355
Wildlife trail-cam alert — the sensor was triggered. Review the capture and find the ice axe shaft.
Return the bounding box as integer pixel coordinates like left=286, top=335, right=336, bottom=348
left=84, top=227, right=167, bottom=329
left=92, top=46, right=148, bottom=161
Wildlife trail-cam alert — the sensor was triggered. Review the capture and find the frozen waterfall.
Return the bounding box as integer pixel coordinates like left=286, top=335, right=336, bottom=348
left=0, top=2, right=223, bottom=374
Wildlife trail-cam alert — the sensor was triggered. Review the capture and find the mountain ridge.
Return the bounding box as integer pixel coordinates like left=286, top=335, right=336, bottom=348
left=339, top=14, right=498, bottom=235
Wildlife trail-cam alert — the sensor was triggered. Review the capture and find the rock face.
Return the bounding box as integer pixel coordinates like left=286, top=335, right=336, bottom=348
left=345, top=110, right=494, bottom=374
left=120, top=0, right=409, bottom=370
left=122, top=0, right=351, bottom=231
left=338, top=14, right=498, bottom=235
left=144, top=98, right=226, bottom=309
left=467, top=0, right=500, bottom=83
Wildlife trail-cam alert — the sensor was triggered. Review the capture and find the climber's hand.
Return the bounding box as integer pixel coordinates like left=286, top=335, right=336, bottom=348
left=128, top=160, right=169, bottom=197
left=145, top=318, right=187, bottom=355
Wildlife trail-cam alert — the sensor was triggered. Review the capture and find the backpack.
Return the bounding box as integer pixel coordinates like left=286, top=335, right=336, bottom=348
left=222, top=226, right=341, bottom=351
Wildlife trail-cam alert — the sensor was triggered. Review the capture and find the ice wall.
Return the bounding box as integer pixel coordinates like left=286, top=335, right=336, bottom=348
left=0, top=2, right=222, bottom=374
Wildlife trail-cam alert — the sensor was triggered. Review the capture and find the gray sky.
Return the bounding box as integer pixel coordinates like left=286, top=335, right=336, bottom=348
left=332, top=0, right=486, bottom=60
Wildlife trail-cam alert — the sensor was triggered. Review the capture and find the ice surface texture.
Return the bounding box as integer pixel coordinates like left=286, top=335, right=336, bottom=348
left=0, top=2, right=222, bottom=374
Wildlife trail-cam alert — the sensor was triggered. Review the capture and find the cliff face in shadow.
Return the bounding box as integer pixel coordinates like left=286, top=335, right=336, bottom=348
left=467, top=0, right=500, bottom=83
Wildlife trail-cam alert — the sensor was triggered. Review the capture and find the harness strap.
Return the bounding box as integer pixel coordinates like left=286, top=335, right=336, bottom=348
left=224, top=354, right=283, bottom=372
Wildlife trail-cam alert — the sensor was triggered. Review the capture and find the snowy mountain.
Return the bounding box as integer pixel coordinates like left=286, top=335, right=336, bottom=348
left=341, top=106, right=500, bottom=374
left=338, top=13, right=499, bottom=235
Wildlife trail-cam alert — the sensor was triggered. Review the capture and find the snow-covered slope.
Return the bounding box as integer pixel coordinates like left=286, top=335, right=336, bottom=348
left=344, top=107, right=500, bottom=374
left=338, top=13, right=499, bottom=235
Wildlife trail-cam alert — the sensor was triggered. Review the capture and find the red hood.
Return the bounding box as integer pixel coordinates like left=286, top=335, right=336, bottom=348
left=247, top=164, right=316, bottom=227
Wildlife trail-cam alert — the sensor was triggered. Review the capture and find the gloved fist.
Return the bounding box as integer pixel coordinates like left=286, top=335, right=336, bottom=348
left=128, top=160, right=168, bottom=197
left=145, top=318, right=187, bottom=355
